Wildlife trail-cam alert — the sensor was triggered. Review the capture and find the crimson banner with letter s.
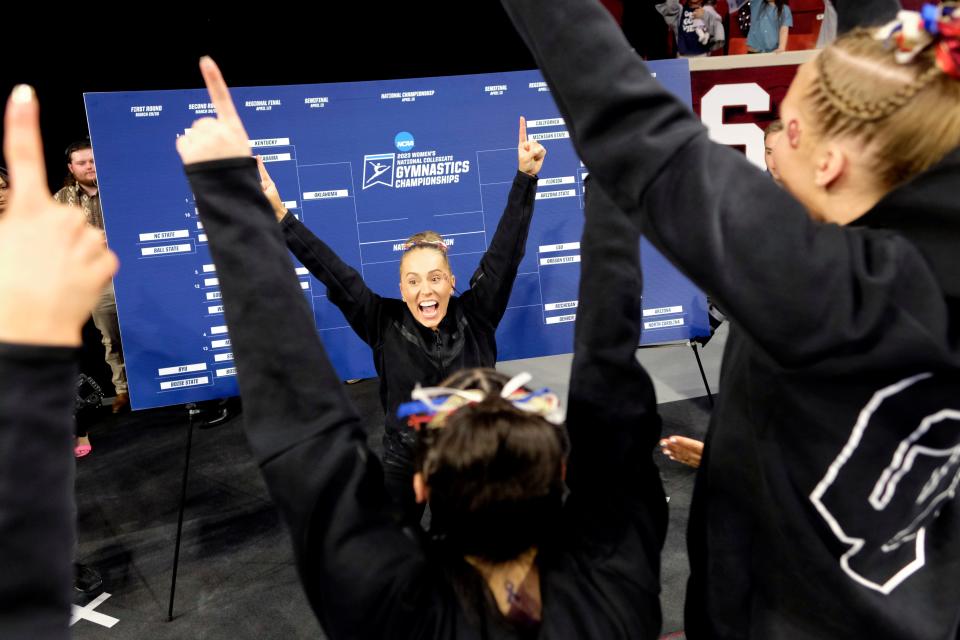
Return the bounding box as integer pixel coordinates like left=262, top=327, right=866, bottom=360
left=688, top=53, right=813, bottom=168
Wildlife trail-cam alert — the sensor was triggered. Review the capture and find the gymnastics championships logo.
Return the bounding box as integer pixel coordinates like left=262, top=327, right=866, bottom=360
left=362, top=130, right=471, bottom=190
left=362, top=153, right=396, bottom=190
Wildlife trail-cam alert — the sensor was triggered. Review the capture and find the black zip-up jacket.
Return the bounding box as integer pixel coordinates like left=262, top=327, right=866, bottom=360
left=185, top=157, right=666, bottom=638
left=501, top=1, right=960, bottom=638
left=280, top=171, right=537, bottom=433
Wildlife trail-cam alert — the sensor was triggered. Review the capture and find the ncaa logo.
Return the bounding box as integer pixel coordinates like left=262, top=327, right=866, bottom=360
left=395, top=131, right=415, bottom=152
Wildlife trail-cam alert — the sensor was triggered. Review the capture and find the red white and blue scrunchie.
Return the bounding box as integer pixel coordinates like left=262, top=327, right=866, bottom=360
left=875, top=3, right=960, bottom=79
left=398, top=372, right=565, bottom=431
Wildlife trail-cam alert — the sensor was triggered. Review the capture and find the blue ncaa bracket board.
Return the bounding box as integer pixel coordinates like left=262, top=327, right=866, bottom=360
left=85, top=60, right=708, bottom=411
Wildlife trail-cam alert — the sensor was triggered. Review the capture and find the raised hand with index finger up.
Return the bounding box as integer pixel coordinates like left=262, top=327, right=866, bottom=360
left=0, top=85, right=118, bottom=347
left=518, top=116, right=547, bottom=177
left=176, top=57, right=252, bottom=166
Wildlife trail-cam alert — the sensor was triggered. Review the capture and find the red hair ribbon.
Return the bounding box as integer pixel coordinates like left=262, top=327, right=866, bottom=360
left=937, top=18, right=960, bottom=79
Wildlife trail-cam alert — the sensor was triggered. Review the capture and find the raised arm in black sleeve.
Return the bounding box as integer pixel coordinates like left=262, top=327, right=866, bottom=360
left=280, top=213, right=384, bottom=347
left=186, top=158, right=429, bottom=639
left=499, top=0, right=930, bottom=367
left=0, top=343, right=76, bottom=640
left=459, top=171, right=537, bottom=329
left=563, top=179, right=666, bottom=636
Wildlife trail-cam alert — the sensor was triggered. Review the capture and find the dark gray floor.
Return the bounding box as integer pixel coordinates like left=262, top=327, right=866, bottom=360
left=72, top=381, right=709, bottom=639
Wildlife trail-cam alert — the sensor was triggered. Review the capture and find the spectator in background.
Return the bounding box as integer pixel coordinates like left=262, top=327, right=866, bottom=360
left=54, top=140, right=129, bottom=413
left=747, top=0, right=792, bottom=53
left=706, top=0, right=732, bottom=55
left=817, top=0, right=839, bottom=47
left=658, top=0, right=726, bottom=57
left=764, top=119, right=784, bottom=185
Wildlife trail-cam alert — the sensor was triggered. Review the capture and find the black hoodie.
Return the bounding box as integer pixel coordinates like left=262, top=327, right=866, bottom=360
left=185, top=157, right=666, bottom=638
left=500, top=1, right=960, bottom=638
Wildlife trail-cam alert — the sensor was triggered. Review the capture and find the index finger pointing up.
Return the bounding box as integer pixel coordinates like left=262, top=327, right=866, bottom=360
left=256, top=155, right=270, bottom=182
left=200, top=57, right=242, bottom=127
left=3, top=85, right=50, bottom=211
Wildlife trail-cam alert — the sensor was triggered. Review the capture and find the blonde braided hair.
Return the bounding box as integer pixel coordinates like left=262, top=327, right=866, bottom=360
left=807, top=27, right=960, bottom=188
